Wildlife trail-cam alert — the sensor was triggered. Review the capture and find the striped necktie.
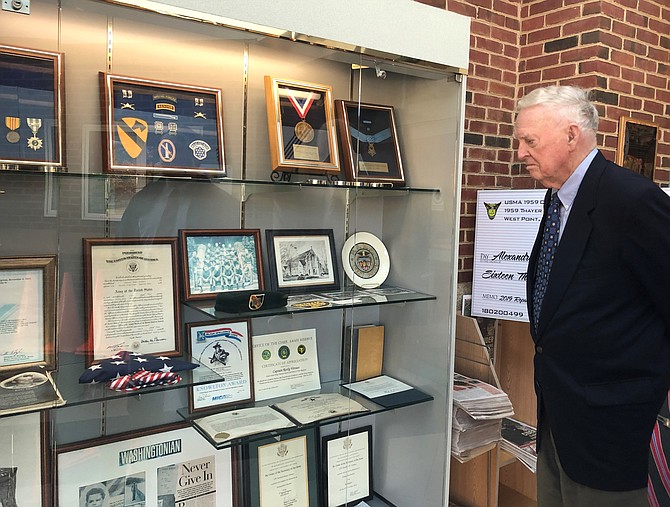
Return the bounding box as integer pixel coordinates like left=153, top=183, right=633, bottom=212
left=532, top=192, right=561, bottom=330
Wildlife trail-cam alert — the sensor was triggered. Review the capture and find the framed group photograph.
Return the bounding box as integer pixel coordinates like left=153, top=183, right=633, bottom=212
left=56, top=423, right=235, bottom=507
left=0, top=45, right=65, bottom=168
left=265, top=229, right=340, bottom=294
left=186, top=319, right=253, bottom=413
left=264, top=76, right=340, bottom=176
left=321, top=425, right=373, bottom=507
left=83, top=237, right=181, bottom=364
left=335, top=101, right=405, bottom=186
left=180, top=229, right=264, bottom=301
left=0, top=256, right=57, bottom=375
left=0, top=412, right=50, bottom=507
left=100, top=73, right=226, bottom=176
left=616, top=116, right=659, bottom=180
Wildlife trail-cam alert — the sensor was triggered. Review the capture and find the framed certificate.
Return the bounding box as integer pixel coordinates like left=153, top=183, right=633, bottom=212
left=100, top=73, right=226, bottom=176
left=321, top=425, right=373, bottom=507
left=55, top=423, right=236, bottom=507
left=616, top=116, right=659, bottom=180
left=245, top=427, right=318, bottom=507
left=187, top=319, right=254, bottom=413
left=180, top=229, right=264, bottom=301
left=83, top=238, right=181, bottom=364
left=265, top=229, right=340, bottom=294
left=0, top=256, right=57, bottom=375
left=335, top=101, right=405, bottom=186
left=0, top=45, right=64, bottom=168
left=264, top=76, right=340, bottom=176
left=0, top=412, right=50, bottom=507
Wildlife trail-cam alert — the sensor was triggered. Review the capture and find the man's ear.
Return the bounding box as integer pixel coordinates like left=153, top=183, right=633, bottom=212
left=567, top=124, right=580, bottom=149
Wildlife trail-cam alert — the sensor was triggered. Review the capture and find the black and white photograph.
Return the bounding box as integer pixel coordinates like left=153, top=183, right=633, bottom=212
left=180, top=229, right=264, bottom=301
left=265, top=229, right=340, bottom=294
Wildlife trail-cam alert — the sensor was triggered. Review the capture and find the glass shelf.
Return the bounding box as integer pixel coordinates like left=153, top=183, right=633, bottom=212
left=185, top=286, right=437, bottom=320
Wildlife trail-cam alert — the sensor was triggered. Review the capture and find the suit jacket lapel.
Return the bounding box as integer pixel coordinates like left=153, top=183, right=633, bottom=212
left=535, top=152, right=606, bottom=336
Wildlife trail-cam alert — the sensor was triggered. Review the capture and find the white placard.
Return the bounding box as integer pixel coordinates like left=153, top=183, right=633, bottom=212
left=471, top=189, right=546, bottom=322
left=252, top=329, right=321, bottom=402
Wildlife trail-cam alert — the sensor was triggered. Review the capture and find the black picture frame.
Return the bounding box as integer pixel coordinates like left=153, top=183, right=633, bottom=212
left=265, top=228, right=340, bottom=294
left=0, top=45, right=65, bottom=168
left=100, top=73, right=226, bottom=176
left=180, top=229, right=264, bottom=301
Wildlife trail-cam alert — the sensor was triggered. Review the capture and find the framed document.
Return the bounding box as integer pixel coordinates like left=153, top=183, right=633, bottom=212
left=180, top=229, right=264, bottom=301
left=0, top=412, right=50, bottom=507
left=321, top=425, right=373, bottom=507
left=100, top=73, right=225, bottom=176
left=335, top=101, right=404, bottom=186
left=616, top=116, right=659, bottom=180
left=56, top=423, right=235, bottom=507
left=246, top=427, right=318, bottom=507
left=83, top=238, right=181, bottom=364
left=264, top=76, right=340, bottom=176
left=187, top=319, right=254, bottom=413
left=0, top=45, right=64, bottom=168
left=265, top=229, right=340, bottom=294
left=0, top=256, right=57, bottom=375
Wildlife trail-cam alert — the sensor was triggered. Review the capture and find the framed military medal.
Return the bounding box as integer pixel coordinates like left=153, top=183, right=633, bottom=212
left=100, top=73, right=225, bottom=176
left=264, top=76, right=340, bottom=177
left=335, top=101, right=405, bottom=186
left=0, top=45, right=64, bottom=169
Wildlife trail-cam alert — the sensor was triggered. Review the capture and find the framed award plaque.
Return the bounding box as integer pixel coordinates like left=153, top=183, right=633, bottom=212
left=335, top=101, right=405, bottom=186
left=264, top=76, right=340, bottom=176
left=100, top=73, right=226, bottom=176
left=0, top=45, right=64, bottom=169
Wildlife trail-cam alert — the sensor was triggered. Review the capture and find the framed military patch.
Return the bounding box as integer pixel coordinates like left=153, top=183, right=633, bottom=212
left=0, top=45, right=64, bottom=169
left=100, top=73, right=225, bottom=176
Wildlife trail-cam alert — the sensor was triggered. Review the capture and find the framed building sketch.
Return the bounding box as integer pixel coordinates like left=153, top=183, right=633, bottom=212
left=335, top=101, right=405, bottom=186
left=180, top=229, right=264, bottom=301
left=83, top=237, right=181, bottom=364
left=264, top=76, right=340, bottom=176
left=55, top=423, right=236, bottom=507
left=616, top=116, right=659, bottom=180
left=0, top=412, right=50, bottom=507
left=100, top=73, right=225, bottom=176
left=0, top=256, right=57, bottom=375
left=0, top=45, right=65, bottom=168
left=265, top=229, right=340, bottom=294
left=187, top=319, right=253, bottom=413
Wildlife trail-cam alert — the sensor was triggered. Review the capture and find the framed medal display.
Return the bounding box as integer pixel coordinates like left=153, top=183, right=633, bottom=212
left=100, top=73, right=226, bottom=176
left=0, top=45, right=64, bottom=168
left=264, top=76, right=340, bottom=176
left=335, top=101, right=405, bottom=186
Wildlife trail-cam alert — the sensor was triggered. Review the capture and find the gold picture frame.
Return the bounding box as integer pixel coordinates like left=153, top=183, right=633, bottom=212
left=264, top=76, right=340, bottom=177
left=616, top=116, right=659, bottom=180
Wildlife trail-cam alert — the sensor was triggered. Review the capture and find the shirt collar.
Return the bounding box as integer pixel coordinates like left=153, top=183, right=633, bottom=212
left=557, top=148, right=598, bottom=210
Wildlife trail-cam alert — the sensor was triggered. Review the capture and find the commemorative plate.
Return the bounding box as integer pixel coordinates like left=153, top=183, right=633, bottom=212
left=341, top=232, right=390, bottom=288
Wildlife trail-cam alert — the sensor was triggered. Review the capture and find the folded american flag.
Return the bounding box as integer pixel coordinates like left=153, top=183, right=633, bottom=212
left=109, top=370, right=181, bottom=391
left=79, top=350, right=198, bottom=384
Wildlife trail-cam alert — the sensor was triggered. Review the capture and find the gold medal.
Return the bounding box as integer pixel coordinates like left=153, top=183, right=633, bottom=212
left=368, top=142, right=376, bottom=157
left=294, top=120, right=314, bottom=143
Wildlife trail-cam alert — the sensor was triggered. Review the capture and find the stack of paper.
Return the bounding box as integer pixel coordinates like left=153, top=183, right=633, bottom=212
left=500, top=417, right=537, bottom=473
left=452, top=373, right=515, bottom=420
left=451, top=406, right=502, bottom=463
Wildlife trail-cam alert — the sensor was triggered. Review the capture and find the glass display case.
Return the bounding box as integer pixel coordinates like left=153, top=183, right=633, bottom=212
left=0, top=0, right=469, bottom=505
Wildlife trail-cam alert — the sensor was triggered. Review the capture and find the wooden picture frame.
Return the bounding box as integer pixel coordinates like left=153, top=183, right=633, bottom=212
left=616, top=116, right=659, bottom=180
left=321, top=425, right=373, bottom=507
left=245, top=427, right=319, bottom=507
left=265, top=229, right=340, bottom=294
left=0, top=256, right=57, bottom=375
left=83, top=237, right=181, bottom=364
left=187, top=319, right=254, bottom=413
left=180, top=229, right=264, bottom=301
left=100, top=73, right=225, bottom=176
left=0, top=412, right=51, bottom=507
left=264, top=76, right=340, bottom=176
left=55, top=422, right=236, bottom=507
left=335, top=101, right=405, bottom=186
left=0, top=45, right=65, bottom=168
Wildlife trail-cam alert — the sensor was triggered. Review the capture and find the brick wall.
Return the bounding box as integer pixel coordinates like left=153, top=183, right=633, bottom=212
left=427, top=0, right=670, bottom=289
